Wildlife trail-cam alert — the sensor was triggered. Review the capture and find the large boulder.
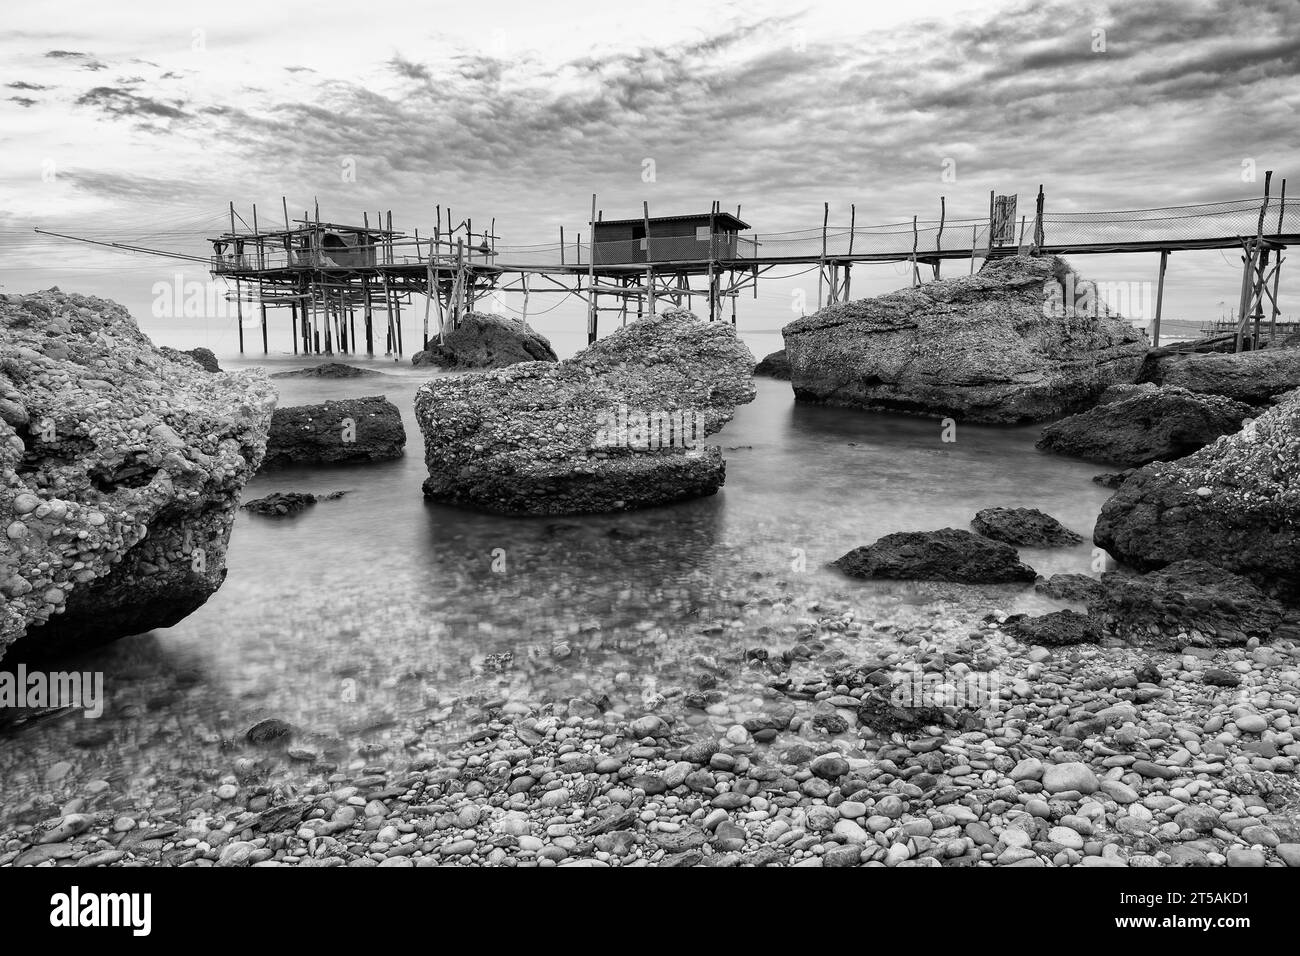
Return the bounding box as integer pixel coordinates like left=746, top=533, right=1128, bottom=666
left=262, top=396, right=405, bottom=467
left=782, top=255, right=1148, bottom=424
left=971, top=507, right=1083, bottom=547
left=0, top=289, right=275, bottom=661
left=1036, top=386, right=1253, bottom=467
left=412, top=312, right=557, bottom=369
left=830, top=528, right=1037, bottom=583
left=1148, top=347, right=1300, bottom=405
left=753, top=349, right=791, bottom=379
left=1093, top=388, right=1300, bottom=600
left=413, top=309, right=755, bottom=514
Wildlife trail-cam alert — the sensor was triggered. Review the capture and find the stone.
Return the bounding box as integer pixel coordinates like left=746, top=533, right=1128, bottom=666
left=782, top=255, right=1148, bottom=424
left=245, top=718, right=293, bottom=744
left=1048, top=826, right=1085, bottom=850
left=1094, top=388, right=1300, bottom=601
left=263, top=396, right=405, bottom=467
left=1009, top=757, right=1044, bottom=782
left=1149, top=346, right=1300, bottom=405
left=971, top=507, right=1083, bottom=547
left=411, top=312, right=557, bottom=369
left=1005, top=609, right=1102, bottom=646
left=0, top=289, right=275, bottom=660
left=412, top=309, right=756, bottom=514
left=753, top=349, right=791, bottom=380
left=1041, top=762, right=1098, bottom=795
left=1225, top=847, right=1266, bottom=868
left=831, top=528, right=1036, bottom=584
left=1036, top=386, right=1253, bottom=468
left=1234, top=714, right=1268, bottom=734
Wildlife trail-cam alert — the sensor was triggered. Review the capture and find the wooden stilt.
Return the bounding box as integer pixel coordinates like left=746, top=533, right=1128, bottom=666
left=1152, top=249, right=1168, bottom=347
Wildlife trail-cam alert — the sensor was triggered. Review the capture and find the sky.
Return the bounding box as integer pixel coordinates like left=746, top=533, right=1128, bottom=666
left=1, top=0, right=1298, bottom=355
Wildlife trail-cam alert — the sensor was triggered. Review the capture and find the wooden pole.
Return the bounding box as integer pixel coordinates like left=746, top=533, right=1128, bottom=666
left=708, top=200, right=718, bottom=321
left=588, top=193, right=598, bottom=344
left=910, top=215, right=919, bottom=286
left=987, top=189, right=996, bottom=258
left=1152, top=249, right=1168, bottom=347
left=560, top=226, right=565, bottom=265
left=970, top=224, right=978, bottom=275
left=819, top=202, right=828, bottom=306
left=1269, top=179, right=1286, bottom=345
left=934, top=197, right=945, bottom=280
left=291, top=301, right=299, bottom=355
left=642, top=200, right=652, bottom=265
left=643, top=200, right=655, bottom=316
left=1033, top=184, right=1045, bottom=252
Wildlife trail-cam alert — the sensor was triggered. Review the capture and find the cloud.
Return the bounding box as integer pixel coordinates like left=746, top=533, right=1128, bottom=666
left=7, top=81, right=49, bottom=91
left=8, top=96, right=37, bottom=107
left=74, top=86, right=189, bottom=121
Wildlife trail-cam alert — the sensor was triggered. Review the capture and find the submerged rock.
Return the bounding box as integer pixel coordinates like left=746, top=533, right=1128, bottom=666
left=1036, top=386, right=1252, bottom=468
left=159, top=346, right=221, bottom=373
left=1036, top=573, right=1107, bottom=604
left=263, top=396, right=405, bottom=467
left=413, top=309, right=755, bottom=514
left=0, top=289, right=275, bottom=661
left=242, top=491, right=346, bottom=516
left=782, top=255, right=1148, bottom=424
left=1093, top=387, right=1300, bottom=600
left=271, top=362, right=383, bottom=379
left=1143, top=345, right=1300, bottom=405
left=753, top=349, right=791, bottom=380
left=971, top=507, right=1083, bottom=547
left=1094, top=560, right=1285, bottom=648
left=830, top=528, right=1037, bottom=583
left=412, top=312, right=557, bottom=370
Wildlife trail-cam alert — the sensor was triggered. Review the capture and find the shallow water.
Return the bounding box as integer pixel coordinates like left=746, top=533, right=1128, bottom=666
left=0, top=337, right=1118, bottom=816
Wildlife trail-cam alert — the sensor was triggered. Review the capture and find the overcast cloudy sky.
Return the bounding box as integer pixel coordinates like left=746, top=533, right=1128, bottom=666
left=1, top=0, right=1297, bottom=353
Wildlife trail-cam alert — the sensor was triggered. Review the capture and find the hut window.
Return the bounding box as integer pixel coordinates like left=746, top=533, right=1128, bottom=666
left=696, top=226, right=710, bottom=241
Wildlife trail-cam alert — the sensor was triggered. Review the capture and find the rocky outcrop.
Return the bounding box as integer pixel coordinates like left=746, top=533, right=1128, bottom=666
left=782, top=256, right=1148, bottom=424
left=412, top=312, right=557, bottom=370
left=413, top=309, right=755, bottom=514
left=1093, top=388, right=1300, bottom=600
left=1036, top=387, right=1252, bottom=467
left=830, top=529, right=1037, bottom=584
left=271, top=362, right=384, bottom=379
left=0, top=289, right=275, bottom=661
left=262, top=396, right=405, bottom=467
left=160, top=346, right=221, bottom=373
left=971, top=507, right=1083, bottom=547
left=753, top=349, right=791, bottom=379
left=1150, top=347, right=1300, bottom=406
left=1093, top=561, right=1285, bottom=649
